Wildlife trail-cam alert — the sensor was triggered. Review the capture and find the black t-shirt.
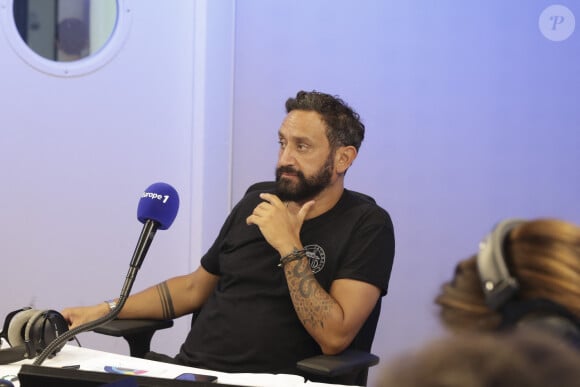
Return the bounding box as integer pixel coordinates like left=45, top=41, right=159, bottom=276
left=175, top=187, right=395, bottom=374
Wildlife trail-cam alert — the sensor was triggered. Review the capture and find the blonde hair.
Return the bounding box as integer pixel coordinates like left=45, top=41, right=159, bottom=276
left=435, top=219, right=580, bottom=332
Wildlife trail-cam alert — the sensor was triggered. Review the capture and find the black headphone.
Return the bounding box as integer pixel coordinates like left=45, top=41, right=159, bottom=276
left=0, top=308, right=69, bottom=364
left=476, top=218, right=580, bottom=347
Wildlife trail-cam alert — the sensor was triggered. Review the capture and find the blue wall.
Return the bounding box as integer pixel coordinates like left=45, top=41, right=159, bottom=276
left=230, top=1, right=580, bottom=384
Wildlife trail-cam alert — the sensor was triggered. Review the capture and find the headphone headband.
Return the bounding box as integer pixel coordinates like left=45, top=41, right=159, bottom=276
left=476, top=218, right=524, bottom=310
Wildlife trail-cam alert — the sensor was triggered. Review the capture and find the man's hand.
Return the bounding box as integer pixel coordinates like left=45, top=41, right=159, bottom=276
left=61, top=304, right=109, bottom=330
left=246, top=193, right=315, bottom=254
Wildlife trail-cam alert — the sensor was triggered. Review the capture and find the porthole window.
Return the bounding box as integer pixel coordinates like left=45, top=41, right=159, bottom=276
left=0, top=0, right=132, bottom=76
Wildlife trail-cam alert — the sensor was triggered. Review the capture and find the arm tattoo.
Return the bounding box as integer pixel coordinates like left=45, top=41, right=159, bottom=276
left=156, top=281, right=176, bottom=319
left=285, top=256, right=335, bottom=329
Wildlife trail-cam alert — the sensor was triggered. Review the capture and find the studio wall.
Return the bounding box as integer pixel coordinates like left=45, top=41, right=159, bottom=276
left=230, top=1, right=580, bottom=385
left=0, top=0, right=235, bottom=357
left=0, top=1, right=579, bottom=386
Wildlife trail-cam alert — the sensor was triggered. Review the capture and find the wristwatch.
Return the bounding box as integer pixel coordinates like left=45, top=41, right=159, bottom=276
left=105, top=299, right=117, bottom=312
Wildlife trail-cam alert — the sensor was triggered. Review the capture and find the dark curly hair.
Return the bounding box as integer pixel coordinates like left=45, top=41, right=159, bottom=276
left=285, top=90, right=365, bottom=152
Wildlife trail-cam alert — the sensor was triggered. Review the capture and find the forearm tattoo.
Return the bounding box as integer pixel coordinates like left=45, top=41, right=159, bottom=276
left=285, top=255, right=335, bottom=329
left=156, top=281, right=176, bottom=319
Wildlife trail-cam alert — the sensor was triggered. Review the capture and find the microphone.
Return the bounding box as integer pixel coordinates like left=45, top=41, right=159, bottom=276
left=138, top=182, right=180, bottom=230
left=32, top=182, right=179, bottom=366
left=131, top=182, right=180, bottom=269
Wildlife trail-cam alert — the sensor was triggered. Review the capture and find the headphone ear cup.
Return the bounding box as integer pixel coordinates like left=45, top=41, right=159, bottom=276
left=38, top=310, right=69, bottom=355
left=6, top=309, right=37, bottom=347
left=26, top=309, right=70, bottom=358
left=24, top=309, right=49, bottom=357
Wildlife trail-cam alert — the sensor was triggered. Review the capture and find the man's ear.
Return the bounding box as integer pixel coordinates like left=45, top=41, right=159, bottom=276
left=335, top=146, right=357, bottom=174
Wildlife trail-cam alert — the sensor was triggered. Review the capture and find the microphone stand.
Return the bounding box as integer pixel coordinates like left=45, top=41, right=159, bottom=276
left=33, top=220, right=157, bottom=366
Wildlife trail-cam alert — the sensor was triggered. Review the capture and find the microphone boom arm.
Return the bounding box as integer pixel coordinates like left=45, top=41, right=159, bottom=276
left=33, top=219, right=159, bottom=366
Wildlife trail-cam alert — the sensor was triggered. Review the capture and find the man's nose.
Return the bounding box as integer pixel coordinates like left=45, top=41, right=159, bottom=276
left=278, top=146, right=295, bottom=164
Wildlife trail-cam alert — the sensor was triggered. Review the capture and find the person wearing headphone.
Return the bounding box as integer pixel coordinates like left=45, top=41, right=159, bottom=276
left=435, top=218, right=580, bottom=344
left=376, top=218, right=580, bottom=387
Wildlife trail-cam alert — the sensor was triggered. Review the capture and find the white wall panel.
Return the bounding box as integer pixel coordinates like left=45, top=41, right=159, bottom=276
left=0, top=0, right=235, bottom=357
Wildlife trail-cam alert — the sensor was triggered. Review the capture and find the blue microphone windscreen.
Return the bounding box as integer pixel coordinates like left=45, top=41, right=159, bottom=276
left=137, top=182, right=180, bottom=230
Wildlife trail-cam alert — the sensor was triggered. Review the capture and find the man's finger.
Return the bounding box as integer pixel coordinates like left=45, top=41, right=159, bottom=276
left=259, top=193, right=284, bottom=207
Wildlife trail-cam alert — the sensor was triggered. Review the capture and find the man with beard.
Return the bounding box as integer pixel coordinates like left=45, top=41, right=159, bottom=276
left=62, top=90, right=395, bottom=383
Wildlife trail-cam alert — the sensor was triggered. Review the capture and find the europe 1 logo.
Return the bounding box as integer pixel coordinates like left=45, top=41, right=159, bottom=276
left=142, top=191, right=170, bottom=203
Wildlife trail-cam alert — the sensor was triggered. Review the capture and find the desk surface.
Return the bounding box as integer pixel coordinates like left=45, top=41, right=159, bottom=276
left=0, top=345, right=351, bottom=387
